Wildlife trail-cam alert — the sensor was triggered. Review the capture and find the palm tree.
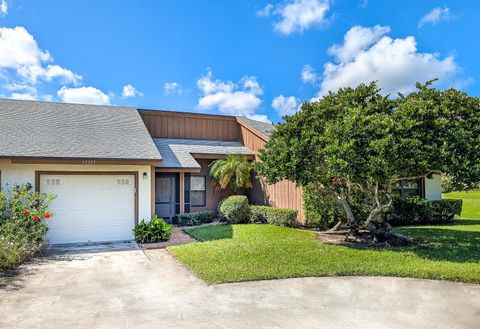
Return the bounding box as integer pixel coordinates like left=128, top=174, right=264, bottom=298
left=209, top=155, right=253, bottom=194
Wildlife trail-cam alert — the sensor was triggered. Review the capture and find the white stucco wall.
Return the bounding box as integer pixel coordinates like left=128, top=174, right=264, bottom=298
left=0, top=160, right=153, bottom=222
left=425, top=174, right=442, bottom=200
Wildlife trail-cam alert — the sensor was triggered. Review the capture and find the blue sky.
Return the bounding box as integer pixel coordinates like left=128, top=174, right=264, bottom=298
left=0, top=0, right=479, bottom=122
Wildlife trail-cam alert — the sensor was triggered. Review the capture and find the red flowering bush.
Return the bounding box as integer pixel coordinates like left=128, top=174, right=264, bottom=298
left=0, top=183, right=56, bottom=269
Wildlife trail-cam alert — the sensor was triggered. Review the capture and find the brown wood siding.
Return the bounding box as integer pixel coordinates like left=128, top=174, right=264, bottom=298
left=141, top=109, right=305, bottom=223
left=239, top=123, right=305, bottom=223
left=139, top=110, right=242, bottom=141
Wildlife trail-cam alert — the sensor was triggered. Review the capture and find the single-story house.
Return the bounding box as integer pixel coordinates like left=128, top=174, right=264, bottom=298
left=0, top=99, right=442, bottom=244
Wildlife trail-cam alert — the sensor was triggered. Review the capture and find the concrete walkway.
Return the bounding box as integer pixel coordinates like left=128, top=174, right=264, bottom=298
left=0, top=243, right=479, bottom=329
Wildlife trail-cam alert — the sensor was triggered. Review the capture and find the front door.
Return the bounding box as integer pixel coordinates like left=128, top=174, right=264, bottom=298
left=155, top=175, right=176, bottom=223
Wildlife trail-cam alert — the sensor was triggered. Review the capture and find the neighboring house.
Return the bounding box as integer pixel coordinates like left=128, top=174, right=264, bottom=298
left=0, top=99, right=442, bottom=244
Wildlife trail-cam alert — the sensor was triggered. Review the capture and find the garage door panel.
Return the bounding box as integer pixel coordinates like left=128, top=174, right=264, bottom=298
left=50, top=191, right=135, bottom=209
left=40, top=174, right=136, bottom=244
left=48, top=226, right=133, bottom=244
left=47, top=209, right=134, bottom=229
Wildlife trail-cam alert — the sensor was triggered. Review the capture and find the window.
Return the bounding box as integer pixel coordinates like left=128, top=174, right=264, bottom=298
left=393, top=179, right=423, bottom=197
left=190, top=175, right=206, bottom=207
left=46, top=178, right=61, bottom=186
left=116, top=178, right=130, bottom=186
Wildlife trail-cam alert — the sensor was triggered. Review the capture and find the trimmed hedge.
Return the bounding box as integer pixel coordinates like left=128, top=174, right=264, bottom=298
left=430, top=199, right=463, bottom=223
left=388, top=196, right=463, bottom=226
left=218, top=195, right=251, bottom=224
left=251, top=205, right=298, bottom=227
left=177, top=209, right=214, bottom=226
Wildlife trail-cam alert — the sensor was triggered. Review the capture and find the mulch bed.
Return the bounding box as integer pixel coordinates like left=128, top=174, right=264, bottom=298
left=317, top=230, right=416, bottom=248
left=140, top=227, right=195, bottom=250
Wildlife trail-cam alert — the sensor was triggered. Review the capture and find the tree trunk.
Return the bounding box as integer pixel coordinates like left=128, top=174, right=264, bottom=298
left=329, top=193, right=357, bottom=232
left=364, top=203, right=410, bottom=246
left=329, top=218, right=346, bottom=232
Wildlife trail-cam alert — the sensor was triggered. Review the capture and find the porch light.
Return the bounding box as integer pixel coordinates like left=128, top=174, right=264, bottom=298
left=143, top=172, right=148, bottom=180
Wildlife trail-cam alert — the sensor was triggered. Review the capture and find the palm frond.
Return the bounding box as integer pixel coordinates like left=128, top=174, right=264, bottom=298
left=209, top=155, right=253, bottom=193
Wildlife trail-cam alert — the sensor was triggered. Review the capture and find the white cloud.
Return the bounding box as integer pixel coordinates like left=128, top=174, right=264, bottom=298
left=272, top=95, right=300, bottom=116
left=256, top=4, right=274, bottom=17
left=198, top=91, right=261, bottom=115
left=301, top=64, right=318, bottom=85
left=4, top=82, right=36, bottom=93
left=197, top=69, right=234, bottom=94
left=0, top=26, right=118, bottom=103
left=0, top=26, right=50, bottom=69
left=10, top=92, right=36, bottom=101
left=122, top=83, right=143, bottom=98
left=57, top=86, right=110, bottom=105
left=316, top=25, right=459, bottom=97
left=419, top=7, right=452, bottom=28
left=5, top=83, right=54, bottom=102
left=241, top=76, right=263, bottom=95
left=164, top=81, right=184, bottom=95
left=196, top=70, right=267, bottom=119
left=328, top=25, right=390, bottom=62
left=257, top=0, right=330, bottom=35
left=246, top=114, right=272, bottom=123
left=42, top=65, right=81, bottom=84
left=0, top=0, right=8, bottom=16
left=0, top=26, right=81, bottom=84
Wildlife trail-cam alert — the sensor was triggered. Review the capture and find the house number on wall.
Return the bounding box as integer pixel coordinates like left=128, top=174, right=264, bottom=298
left=82, top=160, right=96, bottom=165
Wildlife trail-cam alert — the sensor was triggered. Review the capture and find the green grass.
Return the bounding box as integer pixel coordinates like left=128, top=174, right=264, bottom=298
left=444, top=191, right=480, bottom=220
left=168, top=193, right=480, bottom=284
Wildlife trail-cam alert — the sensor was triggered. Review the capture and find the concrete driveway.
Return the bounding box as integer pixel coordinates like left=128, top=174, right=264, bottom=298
left=0, top=243, right=479, bottom=329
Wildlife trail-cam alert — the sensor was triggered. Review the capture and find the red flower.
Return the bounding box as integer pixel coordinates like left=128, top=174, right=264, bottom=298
left=33, top=215, right=39, bottom=221
left=44, top=213, right=51, bottom=219
left=23, top=210, right=30, bottom=215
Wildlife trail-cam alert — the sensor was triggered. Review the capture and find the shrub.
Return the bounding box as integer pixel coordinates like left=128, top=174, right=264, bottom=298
left=0, top=184, right=55, bottom=270
left=133, top=216, right=172, bottom=243
left=251, top=205, right=298, bottom=227
left=387, top=196, right=463, bottom=226
left=0, top=219, right=47, bottom=269
left=218, top=195, right=251, bottom=224
left=303, top=183, right=339, bottom=229
left=177, top=209, right=215, bottom=226
left=388, top=196, right=431, bottom=226
left=430, top=199, right=463, bottom=223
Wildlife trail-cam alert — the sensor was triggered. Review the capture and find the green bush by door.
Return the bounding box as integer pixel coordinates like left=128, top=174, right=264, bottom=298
left=133, top=216, right=172, bottom=243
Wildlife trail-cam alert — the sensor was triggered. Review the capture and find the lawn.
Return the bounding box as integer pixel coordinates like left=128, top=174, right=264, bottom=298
left=444, top=190, right=480, bottom=220
left=168, top=192, right=480, bottom=284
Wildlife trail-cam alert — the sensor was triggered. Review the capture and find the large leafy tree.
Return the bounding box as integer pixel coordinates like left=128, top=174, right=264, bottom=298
left=256, top=81, right=480, bottom=242
left=209, top=155, right=253, bottom=194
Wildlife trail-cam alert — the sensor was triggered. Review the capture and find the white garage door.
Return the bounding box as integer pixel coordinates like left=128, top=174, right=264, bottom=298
left=40, top=174, right=136, bottom=244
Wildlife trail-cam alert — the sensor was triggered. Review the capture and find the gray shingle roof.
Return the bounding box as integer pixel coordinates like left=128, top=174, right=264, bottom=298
left=0, top=99, right=161, bottom=161
left=153, top=138, right=254, bottom=168
left=238, top=116, right=275, bottom=137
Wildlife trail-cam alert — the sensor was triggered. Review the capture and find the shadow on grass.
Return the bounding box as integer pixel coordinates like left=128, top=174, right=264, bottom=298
left=397, top=226, right=480, bottom=263
left=187, top=224, right=233, bottom=241
left=454, top=219, right=480, bottom=225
